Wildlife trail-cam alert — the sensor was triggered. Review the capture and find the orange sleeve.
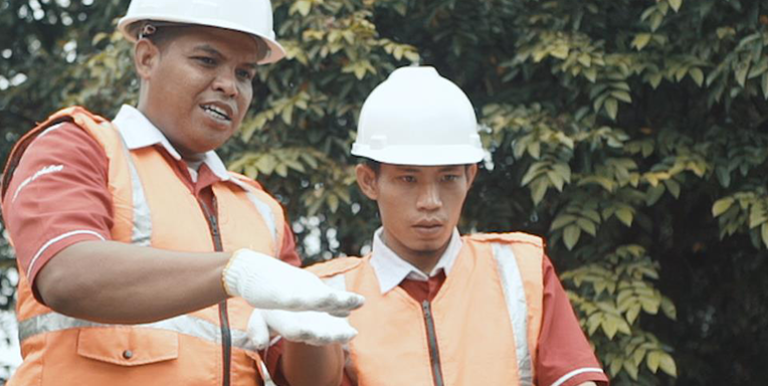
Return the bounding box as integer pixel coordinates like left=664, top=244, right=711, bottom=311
left=536, top=255, right=610, bottom=386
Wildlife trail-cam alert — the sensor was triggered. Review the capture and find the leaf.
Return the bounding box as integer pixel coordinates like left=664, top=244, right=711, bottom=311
left=689, top=68, right=704, bottom=87
left=762, top=223, right=768, bottom=249
left=650, top=12, right=664, bottom=32
left=609, top=357, right=623, bottom=377
left=584, top=67, right=597, bottom=83
left=605, top=98, right=619, bottom=120
left=647, top=351, right=661, bottom=373
left=668, top=0, right=682, bottom=12
left=275, top=163, right=288, bottom=177
left=256, top=154, right=277, bottom=175
left=327, top=194, right=340, bottom=213
left=616, top=208, right=634, bottom=227
left=577, top=218, right=597, bottom=236
left=640, top=295, right=660, bottom=314
left=626, top=303, right=642, bottom=324
left=634, top=347, right=648, bottom=367
left=632, top=34, right=652, bottom=50
left=563, top=224, right=582, bottom=250
left=528, top=141, right=541, bottom=159
left=659, top=353, right=678, bottom=377
left=664, top=179, right=681, bottom=199
left=550, top=45, right=570, bottom=59
left=601, top=315, right=619, bottom=339
left=648, top=73, right=663, bottom=89
left=735, top=62, right=750, bottom=87
left=547, top=170, right=565, bottom=191
left=587, top=312, right=603, bottom=335
left=281, top=103, right=294, bottom=125
left=521, top=162, right=547, bottom=186
left=530, top=177, right=549, bottom=205
left=291, top=0, right=312, bottom=16
left=661, top=297, right=677, bottom=320
left=712, top=197, right=734, bottom=217
left=578, top=53, right=592, bottom=67
left=611, top=90, right=633, bottom=103
left=551, top=214, right=577, bottom=231
left=623, top=356, right=640, bottom=380
left=763, top=72, right=768, bottom=100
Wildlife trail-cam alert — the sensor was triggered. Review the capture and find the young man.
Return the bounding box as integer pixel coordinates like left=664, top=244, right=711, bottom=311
left=0, top=1, right=363, bottom=385
left=309, top=66, right=610, bottom=386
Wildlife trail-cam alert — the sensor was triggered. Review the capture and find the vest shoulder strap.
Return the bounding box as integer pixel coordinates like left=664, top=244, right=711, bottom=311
left=465, top=232, right=544, bottom=249
left=307, top=257, right=364, bottom=279
left=228, top=172, right=266, bottom=191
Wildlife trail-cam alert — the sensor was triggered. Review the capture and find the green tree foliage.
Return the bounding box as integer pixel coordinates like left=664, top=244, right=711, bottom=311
left=2, top=0, right=768, bottom=384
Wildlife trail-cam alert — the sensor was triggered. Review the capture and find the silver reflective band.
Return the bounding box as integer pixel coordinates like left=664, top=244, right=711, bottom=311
left=117, top=132, right=152, bottom=247
left=229, top=178, right=278, bottom=253
left=492, top=243, right=534, bottom=386
left=323, top=274, right=347, bottom=292
left=18, top=312, right=261, bottom=353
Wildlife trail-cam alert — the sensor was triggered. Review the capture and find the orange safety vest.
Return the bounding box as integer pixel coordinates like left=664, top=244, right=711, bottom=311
left=309, top=232, right=545, bottom=386
left=0, top=107, right=286, bottom=386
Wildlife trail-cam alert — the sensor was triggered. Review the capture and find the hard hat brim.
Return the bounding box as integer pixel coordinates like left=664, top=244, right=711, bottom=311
left=352, top=144, right=485, bottom=166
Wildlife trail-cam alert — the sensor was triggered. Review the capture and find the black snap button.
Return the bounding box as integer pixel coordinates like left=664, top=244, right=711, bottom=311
left=122, top=350, right=133, bottom=359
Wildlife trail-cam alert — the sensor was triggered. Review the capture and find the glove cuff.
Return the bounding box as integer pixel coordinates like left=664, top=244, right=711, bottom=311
left=222, top=249, right=248, bottom=297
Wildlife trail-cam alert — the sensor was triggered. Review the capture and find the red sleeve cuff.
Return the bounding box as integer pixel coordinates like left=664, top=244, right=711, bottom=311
left=28, top=231, right=105, bottom=303
left=551, top=367, right=609, bottom=386
left=263, top=339, right=290, bottom=385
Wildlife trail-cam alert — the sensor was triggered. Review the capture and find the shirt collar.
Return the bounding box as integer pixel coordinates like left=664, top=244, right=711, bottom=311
left=369, top=227, right=463, bottom=294
left=112, top=104, right=231, bottom=181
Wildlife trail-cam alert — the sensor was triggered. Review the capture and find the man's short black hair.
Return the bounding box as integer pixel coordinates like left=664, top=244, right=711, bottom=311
left=361, top=158, right=474, bottom=174
left=131, top=22, right=191, bottom=50
left=363, top=159, right=381, bottom=173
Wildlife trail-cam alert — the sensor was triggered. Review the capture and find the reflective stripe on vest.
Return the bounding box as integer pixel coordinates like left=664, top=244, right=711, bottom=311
left=228, top=178, right=278, bottom=253
left=17, top=312, right=261, bottom=353
left=492, top=243, right=534, bottom=386
left=118, top=134, right=152, bottom=247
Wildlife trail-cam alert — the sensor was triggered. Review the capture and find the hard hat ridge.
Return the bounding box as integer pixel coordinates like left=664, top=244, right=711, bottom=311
left=118, top=0, right=286, bottom=64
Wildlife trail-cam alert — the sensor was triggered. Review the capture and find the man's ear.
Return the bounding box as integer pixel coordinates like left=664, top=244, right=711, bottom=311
left=465, top=164, right=479, bottom=188
left=133, top=39, right=161, bottom=81
left=355, top=164, right=379, bottom=201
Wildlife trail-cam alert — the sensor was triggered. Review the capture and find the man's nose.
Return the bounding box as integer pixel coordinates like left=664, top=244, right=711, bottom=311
left=212, top=69, right=238, bottom=97
left=417, top=184, right=442, bottom=211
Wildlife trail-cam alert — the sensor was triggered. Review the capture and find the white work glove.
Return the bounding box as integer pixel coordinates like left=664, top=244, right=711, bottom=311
left=260, top=309, right=358, bottom=346
left=223, top=249, right=364, bottom=316
left=245, top=310, right=271, bottom=351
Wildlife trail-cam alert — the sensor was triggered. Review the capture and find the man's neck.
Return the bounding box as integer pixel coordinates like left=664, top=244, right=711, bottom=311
left=380, top=231, right=451, bottom=275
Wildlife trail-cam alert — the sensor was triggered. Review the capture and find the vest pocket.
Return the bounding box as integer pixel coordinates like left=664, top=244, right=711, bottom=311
left=76, top=327, right=179, bottom=366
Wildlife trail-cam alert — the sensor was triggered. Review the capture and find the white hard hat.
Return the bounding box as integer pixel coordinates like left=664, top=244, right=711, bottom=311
left=352, top=66, right=484, bottom=166
left=118, top=0, right=286, bottom=64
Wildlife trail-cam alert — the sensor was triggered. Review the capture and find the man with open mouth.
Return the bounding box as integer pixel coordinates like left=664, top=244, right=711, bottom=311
left=0, top=1, right=364, bottom=385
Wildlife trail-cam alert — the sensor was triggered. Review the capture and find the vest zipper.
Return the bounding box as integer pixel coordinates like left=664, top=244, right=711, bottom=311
left=200, top=197, right=231, bottom=386
left=422, top=300, right=445, bottom=386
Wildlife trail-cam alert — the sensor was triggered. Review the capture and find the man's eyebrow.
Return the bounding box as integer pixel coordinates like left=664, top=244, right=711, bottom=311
left=192, top=44, right=223, bottom=57
left=193, top=44, right=258, bottom=69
